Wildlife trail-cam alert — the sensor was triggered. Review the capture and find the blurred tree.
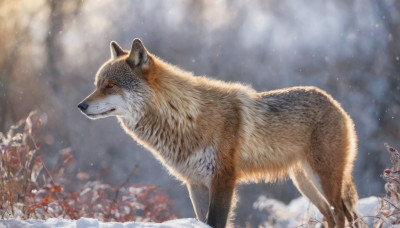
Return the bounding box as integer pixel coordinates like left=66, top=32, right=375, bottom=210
left=0, top=0, right=83, bottom=142
left=0, top=1, right=32, bottom=129
left=46, top=0, right=83, bottom=93
left=44, top=0, right=83, bottom=148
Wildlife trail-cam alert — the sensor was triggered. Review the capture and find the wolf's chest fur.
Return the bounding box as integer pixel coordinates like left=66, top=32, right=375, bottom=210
left=120, top=115, right=216, bottom=183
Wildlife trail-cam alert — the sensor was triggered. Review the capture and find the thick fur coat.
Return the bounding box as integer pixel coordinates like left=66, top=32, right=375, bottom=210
left=78, top=39, right=359, bottom=228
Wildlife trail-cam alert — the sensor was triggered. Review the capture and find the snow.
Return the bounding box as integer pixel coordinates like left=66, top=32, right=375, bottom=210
left=253, top=196, right=380, bottom=227
left=0, top=218, right=210, bottom=228
left=0, top=196, right=380, bottom=228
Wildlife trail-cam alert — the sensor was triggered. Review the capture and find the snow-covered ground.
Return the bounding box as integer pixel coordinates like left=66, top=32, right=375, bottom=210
left=253, top=196, right=380, bottom=227
left=0, top=218, right=210, bottom=228
left=0, top=196, right=380, bottom=228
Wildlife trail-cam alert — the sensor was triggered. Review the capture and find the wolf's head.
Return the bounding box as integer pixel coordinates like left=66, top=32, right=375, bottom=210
left=78, top=39, right=153, bottom=120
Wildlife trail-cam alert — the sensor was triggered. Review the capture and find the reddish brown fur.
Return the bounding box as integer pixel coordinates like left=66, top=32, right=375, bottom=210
left=78, top=39, right=359, bottom=228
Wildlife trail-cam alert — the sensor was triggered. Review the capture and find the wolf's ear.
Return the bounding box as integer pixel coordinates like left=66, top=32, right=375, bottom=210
left=127, top=38, right=150, bottom=70
left=110, top=41, right=127, bottom=60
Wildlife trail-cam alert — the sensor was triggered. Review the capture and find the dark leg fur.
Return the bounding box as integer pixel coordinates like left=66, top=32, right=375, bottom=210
left=207, top=174, right=236, bottom=228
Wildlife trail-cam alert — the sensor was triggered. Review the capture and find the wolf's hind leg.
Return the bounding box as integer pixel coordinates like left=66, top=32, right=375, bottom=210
left=290, top=167, right=336, bottom=227
left=187, top=183, right=209, bottom=222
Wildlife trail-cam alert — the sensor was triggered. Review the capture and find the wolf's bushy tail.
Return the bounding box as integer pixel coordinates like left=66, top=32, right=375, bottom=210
left=343, top=177, right=358, bottom=209
left=342, top=177, right=359, bottom=226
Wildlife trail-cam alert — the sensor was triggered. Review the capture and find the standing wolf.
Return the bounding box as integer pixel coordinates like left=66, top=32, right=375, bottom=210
left=78, top=38, right=358, bottom=228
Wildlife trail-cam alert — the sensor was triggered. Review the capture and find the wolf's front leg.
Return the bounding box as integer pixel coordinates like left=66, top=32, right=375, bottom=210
left=207, top=174, right=236, bottom=228
left=187, top=183, right=209, bottom=222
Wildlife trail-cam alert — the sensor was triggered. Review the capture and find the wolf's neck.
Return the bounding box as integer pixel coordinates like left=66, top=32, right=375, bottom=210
left=119, top=73, right=202, bottom=159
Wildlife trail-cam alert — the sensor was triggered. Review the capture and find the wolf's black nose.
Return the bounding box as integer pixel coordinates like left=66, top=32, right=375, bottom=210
left=78, top=102, right=89, bottom=111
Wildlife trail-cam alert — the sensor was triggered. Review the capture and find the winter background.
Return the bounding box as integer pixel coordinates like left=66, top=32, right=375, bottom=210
left=0, top=0, right=399, bottom=227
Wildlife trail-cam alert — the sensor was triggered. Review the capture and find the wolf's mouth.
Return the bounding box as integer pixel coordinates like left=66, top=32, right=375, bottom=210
left=87, top=108, right=116, bottom=117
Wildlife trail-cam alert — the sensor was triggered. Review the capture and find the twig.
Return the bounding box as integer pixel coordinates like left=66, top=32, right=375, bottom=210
left=105, top=164, right=139, bottom=221
left=30, top=132, right=61, bottom=199
left=387, top=210, right=400, bottom=218
left=296, top=217, right=324, bottom=227
left=37, top=156, right=56, bottom=188
left=351, top=215, right=384, bottom=228
left=387, top=176, right=400, bottom=186
left=383, top=198, right=400, bottom=211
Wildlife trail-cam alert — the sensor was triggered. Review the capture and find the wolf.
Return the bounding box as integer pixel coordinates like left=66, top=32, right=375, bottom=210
left=78, top=38, right=359, bottom=228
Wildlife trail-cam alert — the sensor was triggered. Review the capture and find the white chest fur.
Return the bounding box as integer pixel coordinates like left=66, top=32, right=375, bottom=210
left=120, top=117, right=216, bottom=184
left=165, top=146, right=216, bottom=184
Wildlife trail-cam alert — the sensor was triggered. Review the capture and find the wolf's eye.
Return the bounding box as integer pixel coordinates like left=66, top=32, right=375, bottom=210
left=106, top=83, right=114, bottom=89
